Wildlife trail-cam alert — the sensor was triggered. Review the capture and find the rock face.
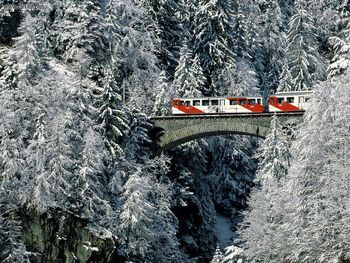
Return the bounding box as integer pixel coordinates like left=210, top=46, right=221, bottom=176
left=21, top=209, right=117, bottom=263
left=0, top=10, right=21, bottom=45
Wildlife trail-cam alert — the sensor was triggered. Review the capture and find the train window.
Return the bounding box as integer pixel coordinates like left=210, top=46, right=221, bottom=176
left=277, top=98, right=284, bottom=104
left=193, top=100, right=200, bottom=106
left=211, top=100, right=219, bottom=106
left=180, top=101, right=185, bottom=106
left=287, top=97, right=294, bottom=103
left=257, top=99, right=262, bottom=104
left=248, top=99, right=255, bottom=105
left=185, top=101, right=190, bottom=106
left=230, top=100, right=238, bottom=105
left=202, top=100, right=209, bottom=106
left=174, top=101, right=179, bottom=106
left=239, top=100, right=246, bottom=105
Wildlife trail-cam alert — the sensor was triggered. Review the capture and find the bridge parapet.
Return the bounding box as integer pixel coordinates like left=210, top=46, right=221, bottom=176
left=150, top=112, right=304, bottom=153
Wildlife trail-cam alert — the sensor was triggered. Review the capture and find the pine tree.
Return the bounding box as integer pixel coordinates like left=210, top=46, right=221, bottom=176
left=118, top=166, right=156, bottom=261
left=152, top=71, right=174, bottom=116
left=173, top=43, right=205, bottom=97
left=192, top=0, right=236, bottom=95
left=74, top=128, right=112, bottom=222
left=284, top=7, right=325, bottom=91
left=223, top=245, right=245, bottom=263
left=95, top=66, right=128, bottom=158
left=0, top=190, right=30, bottom=263
left=211, top=244, right=224, bottom=263
left=217, top=61, right=259, bottom=96
left=140, top=0, right=184, bottom=76
left=113, top=0, right=159, bottom=113
left=237, top=115, right=291, bottom=262
left=277, top=60, right=293, bottom=91
left=328, top=20, right=350, bottom=78
left=0, top=11, right=48, bottom=89
left=278, top=70, right=350, bottom=262
left=256, top=0, right=286, bottom=95
left=146, top=155, right=186, bottom=262
left=53, top=0, right=106, bottom=77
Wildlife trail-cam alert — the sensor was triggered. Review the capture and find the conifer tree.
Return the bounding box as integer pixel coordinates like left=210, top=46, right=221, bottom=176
left=118, top=166, right=156, bottom=260
left=173, top=43, right=205, bottom=97
left=95, top=66, right=128, bottom=158
left=277, top=60, right=293, bottom=91
left=153, top=71, right=174, bottom=116
left=328, top=20, right=350, bottom=78
left=53, top=0, right=106, bottom=76
left=140, top=0, right=184, bottom=76
left=74, top=128, right=112, bottom=222
left=211, top=244, right=224, bottom=263
left=0, top=11, right=48, bottom=89
left=0, top=191, right=30, bottom=263
left=256, top=0, right=286, bottom=94
left=278, top=62, right=350, bottom=263
left=283, top=6, right=325, bottom=91
left=192, top=0, right=236, bottom=95
left=237, top=115, right=291, bottom=262
left=223, top=245, right=246, bottom=263
left=113, top=0, right=159, bottom=113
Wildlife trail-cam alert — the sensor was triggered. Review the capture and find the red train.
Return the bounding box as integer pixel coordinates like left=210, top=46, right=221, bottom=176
left=171, top=91, right=313, bottom=115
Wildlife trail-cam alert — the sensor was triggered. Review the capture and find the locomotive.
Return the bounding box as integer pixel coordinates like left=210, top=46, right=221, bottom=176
left=171, top=90, right=313, bottom=115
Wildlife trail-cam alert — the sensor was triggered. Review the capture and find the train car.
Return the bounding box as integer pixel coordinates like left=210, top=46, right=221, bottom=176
left=171, top=96, right=265, bottom=115
left=268, top=90, right=313, bottom=112
left=171, top=91, right=313, bottom=115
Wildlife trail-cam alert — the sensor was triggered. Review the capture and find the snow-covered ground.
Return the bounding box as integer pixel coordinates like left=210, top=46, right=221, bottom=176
left=214, top=211, right=235, bottom=248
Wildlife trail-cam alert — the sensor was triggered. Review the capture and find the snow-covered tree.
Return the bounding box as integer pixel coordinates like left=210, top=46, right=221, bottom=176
left=277, top=60, right=293, bottom=91
left=328, top=37, right=350, bottom=78
left=192, top=0, right=236, bottom=95
left=0, top=190, right=30, bottom=263
left=114, top=0, right=159, bottom=113
left=73, top=128, right=112, bottom=222
left=140, top=0, right=184, bottom=76
left=173, top=43, right=205, bottom=97
left=152, top=71, right=174, bottom=116
left=53, top=0, right=106, bottom=76
left=0, top=11, right=49, bottom=89
left=207, top=136, right=256, bottom=214
left=211, top=244, right=224, bottom=263
left=145, top=155, right=187, bottom=262
left=328, top=19, right=350, bottom=78
left=223, top=245, right=245, bottom=263
left=95, top=66, right=128, bottom=158
left=277, top=72, right=350, bottom=262
left=283, top=7, right=325, bottom=91
left=236, top=115, right=291, bottom=262
left=118, top=166, right=156, bottom=260
left=255, top=0, right=286, bottom=95
left=217, top=60, right=259, bottom=96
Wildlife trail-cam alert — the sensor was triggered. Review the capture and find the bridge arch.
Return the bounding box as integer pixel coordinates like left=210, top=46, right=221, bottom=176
left=150, top=112, right=304, bottom=154
left=152, top=121, right=270, bottom=153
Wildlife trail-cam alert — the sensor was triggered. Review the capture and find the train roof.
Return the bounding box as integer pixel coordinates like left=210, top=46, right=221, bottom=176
left=173, top=96, right=263, bottom=100
left=275, top=90, right=314, bottom=96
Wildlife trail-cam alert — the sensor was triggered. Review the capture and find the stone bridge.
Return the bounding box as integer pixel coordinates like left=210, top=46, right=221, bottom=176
left=150, top=112, right=304, bottom=153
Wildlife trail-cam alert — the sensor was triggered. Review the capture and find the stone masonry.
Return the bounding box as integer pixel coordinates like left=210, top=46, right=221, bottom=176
left=150, top=112, right=304, bottom=153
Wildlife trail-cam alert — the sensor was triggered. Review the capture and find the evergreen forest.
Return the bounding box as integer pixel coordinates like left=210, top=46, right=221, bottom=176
left=0, top=0, right=349, bottom=262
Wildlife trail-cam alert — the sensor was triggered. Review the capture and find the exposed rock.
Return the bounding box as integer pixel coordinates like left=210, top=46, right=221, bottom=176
left=0, top=10, right=21, bottom=45
left=21, top=209, right=117, bottom=263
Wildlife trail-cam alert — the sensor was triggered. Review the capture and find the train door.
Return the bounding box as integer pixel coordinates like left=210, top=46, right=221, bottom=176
left=219, top=99, right=225, bottom=113
left=299, top=96, right=305, bottom=110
